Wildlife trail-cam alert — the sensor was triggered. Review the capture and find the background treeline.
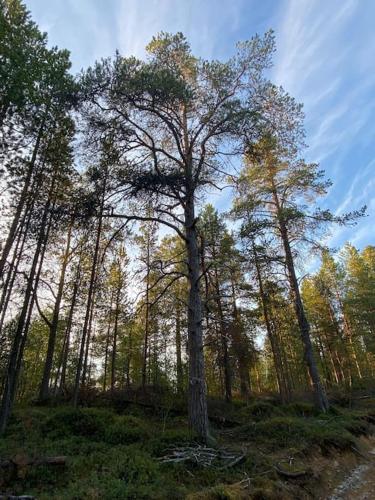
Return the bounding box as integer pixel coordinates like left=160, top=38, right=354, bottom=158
left=0, top=0, right=373, bottom=441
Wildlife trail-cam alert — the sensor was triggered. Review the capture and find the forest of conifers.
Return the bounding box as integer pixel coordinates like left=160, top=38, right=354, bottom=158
left=0, top=0, right=374, bottom=466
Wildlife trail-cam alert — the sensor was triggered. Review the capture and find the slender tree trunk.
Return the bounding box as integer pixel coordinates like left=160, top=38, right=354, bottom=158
left=125, top=328, right=132, bottom=388
left=103, top=292, right=113, bottom=392
left=337, top=292, right=362, bottom=380
left=72, top=179, right=105, bottom=407
left=15, top=209, right=53, bottom=403
left=39, top=222, right=73, bottom=400
left=141, top=233, right=151, bottom=390
left=111, top=287, right=120, bottom=392
left=0, top=211, right=30, bottom=337
left=82, top=290, right=96, bottom=388
left=0, top=112, right=48, bottom=278
left=229, top=274, right=251, bottom=400
left=0, top=175, right=39, bottom=337
left=175, top=306, right=184, bottom=395
left=271, top=184, right=329, bottom=411
left=326, top=301, right=347, bottom=384
left=59, top=266, right=80, bottom=394
left=212, top=266, right=232, bottom=402
left=0, top=180, right=55, bottom=432
left=252, top=241, right=290, bottom=403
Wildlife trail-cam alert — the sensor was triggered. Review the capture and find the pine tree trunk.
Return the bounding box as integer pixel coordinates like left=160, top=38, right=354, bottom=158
left=277, top=215, right=329, bottom=410
left=0, top=184, right=54, bottom=433
left=142, top=234, right=151, bottom=390
left=229, top=275, right=251, bottom=400
left=103, top=292, right=113, bottom=392
left=39, top=223, right=72, bottom=400
left=59, top=268, right=80, bottom=394
left=175, top=307, right=184, bottom=394
left=72, top=183, right=104, bottom=406
left=268, top=175, right=329, bottom=411
left=252, top=242, right=291, bottom=403
left=82, top=291, right=96, bottom=387
left=0, top=112, right=48, bottom=278
left=111, top=288, right=120, bottom=392
left=212, top=266, right=232, bottom=402
left=185, top=195, right=209, bottom=441
left=0, top=207, right=31, bottom=337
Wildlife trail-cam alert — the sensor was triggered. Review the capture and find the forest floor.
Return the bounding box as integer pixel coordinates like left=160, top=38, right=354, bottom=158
left=0, top=393, right=374, bottom=499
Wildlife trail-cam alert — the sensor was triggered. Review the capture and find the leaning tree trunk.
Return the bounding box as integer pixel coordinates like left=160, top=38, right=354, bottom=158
left=0, top=111, right=48, bottom=279
left=184, top=193, right=209, bottom=442
left=0, top=205, right=32, bottom=337
left=282, top=229, right=329, bottom=411
left=0, top=183, right=54, bottom=433
left=273, top=197, right=329, bottom=411
left=14, top=208, right=53, bottom=404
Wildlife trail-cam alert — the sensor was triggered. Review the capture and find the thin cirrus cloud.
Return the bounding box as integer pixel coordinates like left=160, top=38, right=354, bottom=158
left=24, top=0, right=374, bottom=252
left=273, top=0, right=375, bottom=251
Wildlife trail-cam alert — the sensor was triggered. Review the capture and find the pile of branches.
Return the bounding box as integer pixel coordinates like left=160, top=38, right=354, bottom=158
left=158, top=445, right=246, bottom=469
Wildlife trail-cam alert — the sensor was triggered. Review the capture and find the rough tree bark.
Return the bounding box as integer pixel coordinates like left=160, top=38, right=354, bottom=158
left=185, top=194, right=209, bottom=440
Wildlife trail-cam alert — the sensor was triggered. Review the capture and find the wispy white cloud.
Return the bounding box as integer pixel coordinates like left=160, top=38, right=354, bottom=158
left=24, top=0, right=374, bottom=250
left=115, top=0, right=247, bottom=60
left=274, top=0, right=375, bottom=251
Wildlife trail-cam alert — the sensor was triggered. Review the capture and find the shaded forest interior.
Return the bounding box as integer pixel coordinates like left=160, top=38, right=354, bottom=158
left=0, top=1, right=374, bottom=498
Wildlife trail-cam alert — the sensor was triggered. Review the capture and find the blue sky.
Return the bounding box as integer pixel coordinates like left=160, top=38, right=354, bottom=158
left=25, top=0, right=374, bottom=253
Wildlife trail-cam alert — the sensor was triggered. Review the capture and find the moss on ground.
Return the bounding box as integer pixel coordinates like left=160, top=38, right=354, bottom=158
left=0, top=399, right=373, bottom=499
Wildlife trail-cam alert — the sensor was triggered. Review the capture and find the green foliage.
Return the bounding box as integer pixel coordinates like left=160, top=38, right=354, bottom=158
left=146, top=427, right=195, bottom=455
left=233, top=414, right=359, bottom=452
left=43, top=407, right=115, bottom=439
left=0, top=401, right=373, bottom=499
left=104, top=415, right=150, bottom=445
left=239, top=401, right=282, bottom=421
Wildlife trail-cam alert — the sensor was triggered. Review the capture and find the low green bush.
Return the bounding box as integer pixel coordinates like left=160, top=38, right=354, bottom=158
left=43, top=407, right=115, bottom=439
left=104, top=415, right=150, bottom=445
left=239, top=401, right=282, bottom=421
left=147, top=427, right=195, bottom=455
left=281, top=402, right=318, bottom=417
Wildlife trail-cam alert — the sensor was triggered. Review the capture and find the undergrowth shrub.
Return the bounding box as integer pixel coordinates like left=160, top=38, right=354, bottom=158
left=233, top=415, right=357, bottom=452
left=43, top=407, right=115, bottom=439
left=147, top=427, right=195, bottom=455
left=239, top=401, right=282, bottom=421
left=104, top=415, right=150, bottom=445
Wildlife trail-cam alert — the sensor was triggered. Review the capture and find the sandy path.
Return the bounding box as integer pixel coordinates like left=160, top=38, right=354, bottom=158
left=329, top=448, right=375, bottom=500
